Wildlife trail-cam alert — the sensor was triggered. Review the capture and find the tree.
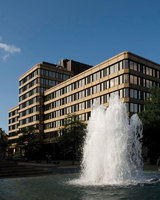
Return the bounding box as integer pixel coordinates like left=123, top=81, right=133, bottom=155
left=57, top=114, right=86, bottom=163
left=139, top=87, right=160, bottom=164
left=0, top=128, right=8, bottom=159
left=17, top=126, right=42, bottom=160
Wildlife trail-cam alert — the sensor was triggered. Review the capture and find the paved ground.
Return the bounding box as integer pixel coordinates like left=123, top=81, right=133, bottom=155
left=18, top=160, right=81, bottom=174
left=0, top=160, right=53, bottom=178
left=1, top=160, right=159, bottom=179
left=19, top=161, right=159, bottom=174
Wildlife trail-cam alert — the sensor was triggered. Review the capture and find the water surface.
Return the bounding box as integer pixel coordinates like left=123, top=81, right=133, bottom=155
left=0, top=172, right=160, bottom=200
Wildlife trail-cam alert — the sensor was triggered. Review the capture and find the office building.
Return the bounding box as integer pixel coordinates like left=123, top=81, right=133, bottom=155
left=8, top=52, right=160, bottom=152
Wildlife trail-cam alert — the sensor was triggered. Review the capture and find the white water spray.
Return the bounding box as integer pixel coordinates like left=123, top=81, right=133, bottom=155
left=75, top=95, right=144, bottom=185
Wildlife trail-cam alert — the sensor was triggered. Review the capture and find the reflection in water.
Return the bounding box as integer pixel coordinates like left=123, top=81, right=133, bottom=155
left=0, top=173, right=160, bottom=200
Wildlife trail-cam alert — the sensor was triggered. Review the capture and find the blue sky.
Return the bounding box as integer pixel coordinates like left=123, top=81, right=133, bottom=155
left=1, top=0, right=160, bottom=133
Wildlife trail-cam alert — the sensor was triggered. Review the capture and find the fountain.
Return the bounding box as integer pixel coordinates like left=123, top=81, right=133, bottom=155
left=1, top=95, right=159, bottom=200
left=73, top=94, right=145, bottom=185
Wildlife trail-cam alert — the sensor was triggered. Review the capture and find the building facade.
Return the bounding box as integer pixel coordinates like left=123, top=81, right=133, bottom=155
left=8, top=52, right=160, bottom=152
left=8, top=59, right=92, bottom=152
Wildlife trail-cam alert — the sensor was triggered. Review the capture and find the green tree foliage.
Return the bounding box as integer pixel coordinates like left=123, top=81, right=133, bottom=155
left=0, top=128, right=8, bottom=159
left=139, top=87, right=160, bottom=164
left=57, top=114, right=86, bottom=163
left=17, top=126, right=42, bottom=160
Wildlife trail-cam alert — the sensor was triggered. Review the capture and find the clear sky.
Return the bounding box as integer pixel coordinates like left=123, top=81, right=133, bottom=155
left=1, top=0, right=160, bottom=133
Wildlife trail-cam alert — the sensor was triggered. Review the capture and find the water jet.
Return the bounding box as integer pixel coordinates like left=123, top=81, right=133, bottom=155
left=74, top=95, right=147, bottom=185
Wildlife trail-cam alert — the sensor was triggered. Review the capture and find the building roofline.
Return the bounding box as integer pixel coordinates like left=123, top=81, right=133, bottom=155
left=19, top=64, right=40, bottom=81
left=126, top=51, right=160, bottom=67
left=19, top=59, right=92, bottom=81
left=8, top=105, right=19, bottom=112
left=69, top=59, right=92, bottom=67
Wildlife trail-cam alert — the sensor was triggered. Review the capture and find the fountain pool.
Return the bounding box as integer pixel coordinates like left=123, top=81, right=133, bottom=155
left=0, top=172, right=160, bottom=200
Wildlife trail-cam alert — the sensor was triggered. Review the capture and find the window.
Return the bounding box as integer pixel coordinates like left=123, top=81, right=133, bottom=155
left=119, top=61, right=123, bottom=70
left=124, top=74, right=129, bottom=83
left=137, top=64, right=141, bottom=72
left=130, top=75, right=137, bottom=85
left=130, top=61, right=137, bottom=71
left=146, top=80, right=152, bottom=88
left=119, top=75, right=123, bottom=84
left=93, top=73, right=97, bottom=81
left=103, top=94, right=109, bottom=103
left=79, top=79, right=85, bottom=87
left=157, top=71, right=160, bottom=79
left=115, top=77, right=119, bottom=86
left=146, top=67, right=152, bottom=76
left=86, top=88, right=91, bottom=96
left=92, top=86, right=97, bottom=94
left=110, top=65, right=115, bottom=74
left=97, top=71, right=100, bottom=80
left=97, top=84, right=100, bottom=93
left=103, top=81, right=109, bottom=90
left=110, top=78, right=115, bottom=88
left=130, top=89, right=138, bottom=99
left=124, top=88, right=129, bottom=98
left=102, top=68, right=108, bottom=77
left=86, top=75, right=92, bottom=84
left=123, top=60, right=129, bottom=68
left=119, top=89, right=123, bottom=98
left=143, top=65, right=146, bottom=74
left=130, top=103, right=138, bottom=113
left=86, top=100, right=91, bottom=108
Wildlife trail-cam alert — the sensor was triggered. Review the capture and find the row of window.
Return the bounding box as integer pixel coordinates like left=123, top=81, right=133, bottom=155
left=9, top=102, right=143, bottom=131
left=130, top=103, right=142, bottom=113
left=19, top=79, right=38, bottom=94
left=19, top=97, right=39, bottom=109
left=109, top=59, right=160, bottom=78
left=40, top=69, right=71, bottom=80
left=19, top=87, right=38, bottom=101
left=19, top=87, right=52, bottom=102
left=130, top=61, right=160, bottom=78
left=44, top=102, right=143, bottom=130
left=40, top=78, right=60, bottom=87
left=9, top=125, right=39, bottom=138
left=44, top=73, right=157, bottom=111
left=45, top=74, right=159, bottom=105
left=44, top=112, right=91, bottom=130
left=8, top=131, right=18, bottom=137
left=44, top=88, right=148, bottom=120
left=9, top=109, right=18, bottom=118
left=130, top=88, right=151, bottom=100
left=130, top=75, right=156, bottom=88
left=19, top=69, right=38, bottom=86
left=44, top=85, right=128, bottom=111
left=19, top=115, right=39, bottom=126
left=9, top=124, right=18, bottom=131
left=19, top=106, right=39, bottom=118
left=9, top=88, right=150, bottom=129
left=9, top=117, right=18, bottom=124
